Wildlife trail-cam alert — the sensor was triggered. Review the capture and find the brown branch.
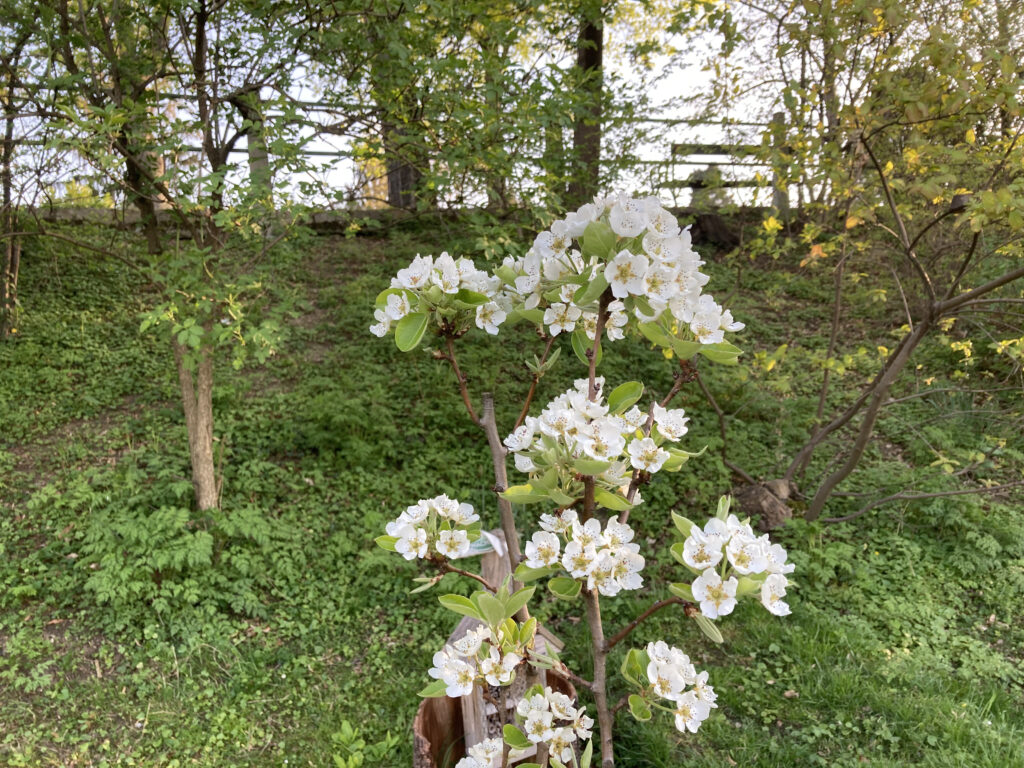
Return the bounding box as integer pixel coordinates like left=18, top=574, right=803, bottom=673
left=443, top=335, right=480, bottom=426
left=440, top=561, right=496, bottom=592
left=605, top=597, right=685, bottom=651
left=543, top=659, right=594, bottom=691
left=514, top=334, right=555, bottom=429
left=696, top=370, right=757, bottom=485
left=822, top=479, right=1024, bottom=523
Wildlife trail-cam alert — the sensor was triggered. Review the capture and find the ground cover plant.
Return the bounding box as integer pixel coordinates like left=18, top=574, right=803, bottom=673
left=0, top=218, right=1021, bottom=767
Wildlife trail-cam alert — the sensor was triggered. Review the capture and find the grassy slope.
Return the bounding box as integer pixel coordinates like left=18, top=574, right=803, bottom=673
left=0, top=228, right=1021, bottom=767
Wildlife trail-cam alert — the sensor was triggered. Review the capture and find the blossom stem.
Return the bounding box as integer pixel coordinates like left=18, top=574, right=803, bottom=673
left=605, top=597, right=685, bottom=651
left=439, top=561, right=496, bottom=592
left=514, top=334, right=556, bottom=430
left=444, top=335, right=480, bottom=426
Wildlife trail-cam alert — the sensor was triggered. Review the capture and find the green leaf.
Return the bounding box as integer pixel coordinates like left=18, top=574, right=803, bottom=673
left=438, top=594, right=481, bottom=619
left=500, top=484, right=549, bottom=504
left=548, top=487, right=577, bottom=507
left=671, top=513, right=696, bottom=537
left=637, top=321, right=674, bottom=348
left=571, top=328, right=602, bottom=367
left=503, top=725, right=532, bottom=750
left=581, top=738, right=593, bottom=768
left=395, top=313, right=429, bottom=352
left=668, top=582, right=695, bottom=601
left=503, top=586, right=535, bottom=619
left=620, top=647, right=648, bottom=685
left=453, top=289, right=490, bottom=306
left=594, top=488, right=632, bottom=512
left=669, top=541, right=686, bottom=566
left=628, top=694, right=652, bottom=721
left=573, top=458, right=612, bottom=476
left=515, top=563, right=557, bottom=583
left=520, top=617, right=538, bottom=646
left=374, top=535, right=398, bottom=552
left=670, top=338, right=702, bottom=359
left=477, top=593, right=506, bottom=628
left=374, top=287, right=405, bottom=310
left=698, top=341, right=743, bottom=365
left=581, top=219, right=617, bottom=259
left=735, top=576, right=763, bottom=598
left=694, top=613, right=724, bottom=644
left=515, top=307, right=545, bottom=324
left=607, top=381, right=644, bottom=413
left=418, top=680, right=448, bottom=698
left=548, top=576, right=582, bottom=600
left=409, top=577, right=439, bottom=594
left=716, top=495, right=732, bottom=520
left=573, top=272, right=610, bottom=307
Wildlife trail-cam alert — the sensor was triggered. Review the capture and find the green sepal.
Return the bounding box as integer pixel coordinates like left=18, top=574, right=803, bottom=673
left=594, top=487, right=632, bottom=512
left=668, top=582, right=695, bottom=602
left=409, top=577, right=439, bottom=594
left=573, top=458, right=612, bottom=476
left=669, top=541, right=686, bottom=566
left=548, top=576, right=582, bottom=600
left=573, top=272, right=610, bottom=307
left=438, top=594, right=481, bottom=619
left=694, top=613, right=724, bottom=644
left=698, top=341, right=743, bottom=365
left=503, top=725, right=532, bottom=750
left=607, top=381, right=644, bottom=413
left=418, top=680, right=448, bottom=698
left=395, top=312, right=429, bottom=352
left=375, top=535, right=398, bottom=552
left=628, top=694, right=652, bottom=722
left=581, top=219, right=617, bottom=259
left=571, top=328, right=602, bottom=367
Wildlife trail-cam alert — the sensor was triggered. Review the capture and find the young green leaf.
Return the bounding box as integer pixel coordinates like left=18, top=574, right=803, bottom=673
left=503, top=586, right=535, bottom=618
left=571, top=328, right=602, bottom=367
left=698, top=341, right=743, bottom=365
left=671, top=513, right=696, bottom=537
left=374, top=535, right=398, bottom=552
left=607, top=381, right=644, bottom=413
left=593, top=488, right=632, bottom=512
left=628, top=694, right=652, bottom=721
left=668, top=582, right=695, bottom=601
left=395, top=312, right=429, bottom=352
left=418, top=680, right=448, bottom=698
left=438, top=594, right=481, bottom=619
left=581, top=219, right=617, bottom=259
left=573, top=272, right=610, bottom=307
left=694, top=613, right=724, bottom=644
left=515, top=563, right=557, bottom=583
left=503, top=725, right=532, bottom=750
left=548, top=576, right=582, bottom=600
left=572, top=458, right=612, bottom=476
left=477, top=593, right=506, bottom=628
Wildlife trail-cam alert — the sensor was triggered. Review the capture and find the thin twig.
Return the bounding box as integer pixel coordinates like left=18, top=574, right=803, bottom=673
left=443, top=335, right=480, bottom=426
left=823, top=479, right=1024, bottom=523
left=605, top=597, right=685, bottom=651
left=440, top=561, right=496, bottom=592
left=515, top=334, right=556, bottom=429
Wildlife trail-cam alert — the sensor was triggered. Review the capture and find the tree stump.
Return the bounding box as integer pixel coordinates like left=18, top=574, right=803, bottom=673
left=734, top=479, right=794, bottom=531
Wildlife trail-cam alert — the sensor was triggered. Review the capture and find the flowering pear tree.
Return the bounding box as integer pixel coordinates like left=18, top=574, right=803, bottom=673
left=372, top=193, right=794, bottom=768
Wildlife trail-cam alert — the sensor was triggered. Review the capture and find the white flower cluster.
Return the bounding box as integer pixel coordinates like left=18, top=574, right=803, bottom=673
left=454, top=737, right=503, bottom=768
left=370, top=251, right=512, bottom=337
left=499, top=193, right=743, bottom=344
left=428, top=625, right=523, bottom=698
left=384, top=494, right=480, bottom=560
left=645, top=641, right=717, bottom=734
left=526, top=511, right=644, bottom=597
left=504, top=377, right=690, bottom=505
left=517, top=686, right=594, bottom=764
left=683, top=514, right=794, bottom=619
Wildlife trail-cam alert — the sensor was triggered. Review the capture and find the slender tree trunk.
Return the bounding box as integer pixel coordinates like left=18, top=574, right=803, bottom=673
left=569, top=0, right=603, bottom=206
left=174, top=340, right=219, bottom=511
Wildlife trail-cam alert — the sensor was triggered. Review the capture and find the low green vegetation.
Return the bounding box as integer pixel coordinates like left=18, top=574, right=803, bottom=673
left=1, top=225, right=1021, bottom=767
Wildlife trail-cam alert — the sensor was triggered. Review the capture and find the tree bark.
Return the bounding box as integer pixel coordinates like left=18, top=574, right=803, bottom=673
left=569, top=0, right=603, bottom=207
left=174, top=340, right=219, bottom=511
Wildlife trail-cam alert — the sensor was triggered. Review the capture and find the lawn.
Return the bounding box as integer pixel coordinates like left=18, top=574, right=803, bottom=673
left=1, top=222, right=1022, bottom=767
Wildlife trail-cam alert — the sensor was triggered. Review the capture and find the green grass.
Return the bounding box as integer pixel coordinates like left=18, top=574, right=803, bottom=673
left=0, top=224, right=1021, bottom=766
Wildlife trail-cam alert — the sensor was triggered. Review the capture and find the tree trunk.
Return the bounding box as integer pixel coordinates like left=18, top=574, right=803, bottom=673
left=173, top=340, right=219, bottom=511
left=382, top=120, right=423, bottom=210
left=569, top=1, right=603, bottom=207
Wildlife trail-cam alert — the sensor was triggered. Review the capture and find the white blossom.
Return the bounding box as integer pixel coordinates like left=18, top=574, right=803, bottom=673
left=761, top=573, right=792, bottom=616
left=437, top=529, right=471, bottom=559
left=692, top=568, right=738, bottom=619
left=544, top=302, right=582, bottom=336
left=673, top=691, right=712, bottom=733
left=369, top=309, right=391, bottom=338
left=652, top=405, right=689, bottom=441
left=475, top=302, right=506, bottom=335
left=525, top=531, right=561, bottom=568
left=605, top=250, right=649, bottom=298
left=627, top=437, right=669, bottom=472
